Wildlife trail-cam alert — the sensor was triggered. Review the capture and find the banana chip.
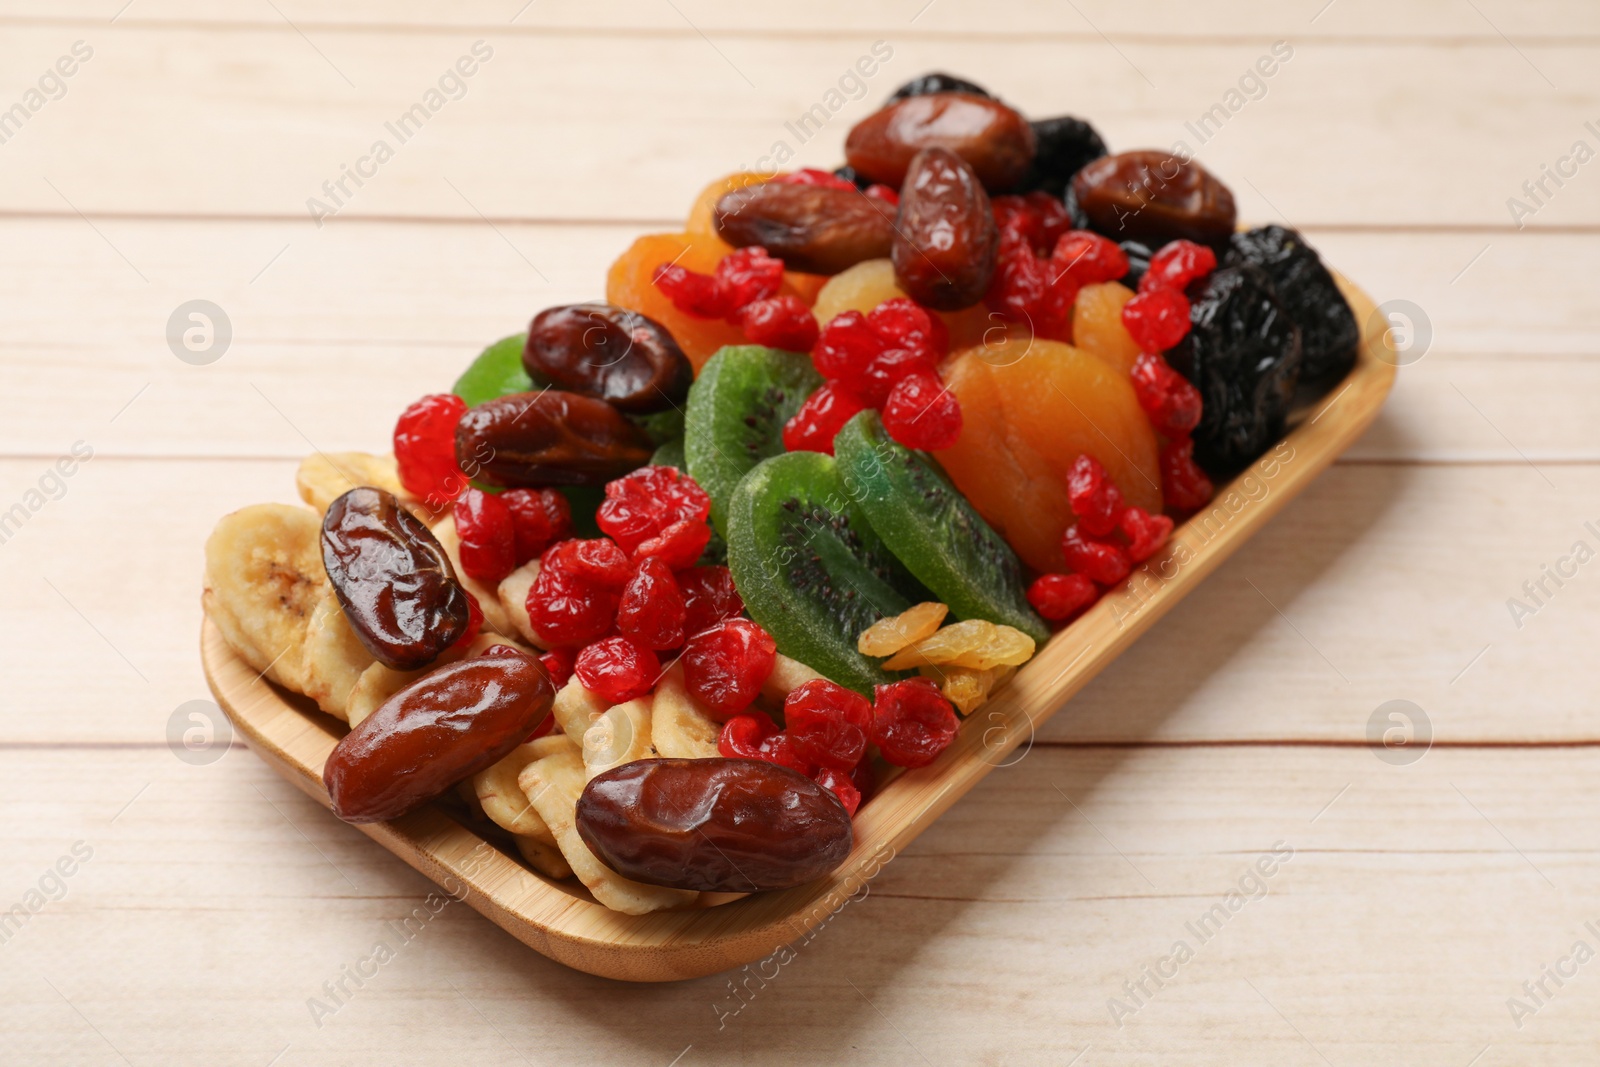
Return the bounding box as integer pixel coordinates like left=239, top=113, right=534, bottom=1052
left=551, top=677, right=610, bottom=747
left=759, top=653, right=825, bottom=709
left=295, top=452, right=415, bottom=515
left=202, top=503, right=326, bottom=692
left=496, top=560, right=549, bottom=650
left=582, top=697, right=656, bottom=780
left=513, top=834, right=574, bottom=880
left=472, top=735, right=576, bottom=844
left=297, top=591, right=375, bottom=720
left=651, top=664, right=721, bottom=759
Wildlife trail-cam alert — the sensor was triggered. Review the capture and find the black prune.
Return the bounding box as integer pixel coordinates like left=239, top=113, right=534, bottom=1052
left=886, top=72, right=992, bottom=104
left=1168, top=264, right=1302, bottom=472
left=1225, top=225, right=1359, bottom=384
left=1119, top=239, right=1154, bottom=290
left=1017, top=115, right=1108, bottom=199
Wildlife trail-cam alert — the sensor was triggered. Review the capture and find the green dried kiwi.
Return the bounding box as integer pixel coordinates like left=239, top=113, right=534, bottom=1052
left=651, top=437, right=686, bottom=471
left=685, top=345, right=822, bottom=534
left=834, top=411, right=1047, bottom=643
left=727, top=450, right=926, bottom=695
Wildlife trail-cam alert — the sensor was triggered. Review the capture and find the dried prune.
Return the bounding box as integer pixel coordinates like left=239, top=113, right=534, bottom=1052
left=325, top=650, right=553, bottom=822
left=713, top=181, right=895, bottom=275
left=524, top=304, right=692, bottom=414
left=892, top=147, right=999, bottom=310
left=575, top=758, right=853, bottom=892
left=1225, top=225, right=1359, bottom=383
left=321, top=487, right=469, bottom=669
left=1017, top=115, right=1108, bottom=199
left=886, top=72, right=993, bottom=103
left=1071, top=151, right=1237, bottom=250
left=456, top=390, right=653, bottom=488
left=1168, top=264, right=1302, bottom=472
left=846, top=92, right=1036, bottom=192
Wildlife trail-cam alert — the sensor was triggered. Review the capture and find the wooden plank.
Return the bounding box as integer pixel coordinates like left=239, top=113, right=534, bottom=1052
left=2, top=458, right=1595, bottom=746
left=3, top=744, right=1598, bottom=1062
left=0, top=26, right=1592, bottom=226
left=0, top=219, right=1594, bottom=460
left=14, top=0, right=1600, bottom=40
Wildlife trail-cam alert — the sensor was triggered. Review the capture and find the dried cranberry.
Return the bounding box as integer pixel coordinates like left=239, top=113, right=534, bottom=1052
left=526, top=565, right=618, bottom=647
left=1027, top=573, right=1099, bottom=621
left=616, top=556, right=687, bottom=650
left=677, top=566, right=744, bottom=636
left=1052, top=230, right=1130, bottom=286
left=783, top=382, right=869, bottom=455
left=784, top=678, right=874, bottom=771
left=812, top=311, right=882, bottom=391
left=1120, top=506, right=1173, bottom=563
left=1061, top=525, right=1132, bottom=586
left=1139, top=239, right=1217, bottom=294
left=811, top=767, right=862, bottom=817
left=1065, top=454, right=1125, bottom=538
left=1130, top=351, right=1203, bottom=438
left=651, top=263, right=731, bottom=319
left=871, top=678, right=959, bottom=769
left=883, top=372, right=963, bottom=451
left=737, top=295, right=820, bottom=352
left=1160, top=436, right=1214, bottom=512
left=574, top=636, right=660, bottom=704
left=500, top=488, right=569, bottom=565
left=992, top=191, right=1073, bottom=257
left=597, top=466, right=713, bottom=558
left=859, top=348, right=938, bottom=408
left=868, top=298, right=948, bottom=363
left=1122, top=287, right=1192, bottom=352
left=394, top=393, right=469, bottom=505
left=985, top=228, right=1075, bottom=338
left=754, top=732, right=815, bottom=776
left=718, top=710, right=779, bottom=759
left=452, top=487, right=517, bottom=584
left=539, top=645, right=577, bottom=688
left=635, top=518, right=712, bottom=570
left=681, top=618, right=777, bottom=720
left=715, top=246, right=785, bottom=310
left=544, top=538, right=631, bottom=590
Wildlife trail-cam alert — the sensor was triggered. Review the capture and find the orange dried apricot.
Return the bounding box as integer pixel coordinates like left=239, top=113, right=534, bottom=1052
left=1073, top=281, right=1141, bottom=374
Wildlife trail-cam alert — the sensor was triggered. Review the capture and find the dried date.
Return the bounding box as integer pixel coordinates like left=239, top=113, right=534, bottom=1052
left=891, top=147, right=999, bottom=310
left=524, top=304, right=692, bottom=414
left=321, top=486, right=468, bottom=670
left=324, top=650, right=554, bottom=823
left=575, top=758, right=853, bottom=892
left=1071, top=150, right=1237, bottom=250
left=456, top=390, right=654, bottom=488
left=713, top=182, right=895, bottom=275
left=845, top=92, right=1036, bottom=192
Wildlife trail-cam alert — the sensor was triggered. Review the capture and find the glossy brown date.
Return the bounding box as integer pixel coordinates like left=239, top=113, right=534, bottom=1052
left=524, top=304, right=692, bottom=414
left=325, top=650, right=554, bottom=823
left=575, top=758, right=853, bottom=893
left=321, top=486, right=468, bottom=670
left=455, top=390, right=654, bottom=488
left=891, top=147, right=999, bottom=311
left=712, top=182, right=895, bottom=275
left=845, top=91, right=1035, bottom=192
left=1070, top=150, right=1238, bottom=249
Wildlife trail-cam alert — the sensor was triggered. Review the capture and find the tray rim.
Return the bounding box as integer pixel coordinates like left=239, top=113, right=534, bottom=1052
left=202, top=276, right=1397, bottom=982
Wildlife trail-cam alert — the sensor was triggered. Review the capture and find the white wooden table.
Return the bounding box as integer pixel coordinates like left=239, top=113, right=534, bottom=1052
left=3, top=2, right=1597, bottom=1063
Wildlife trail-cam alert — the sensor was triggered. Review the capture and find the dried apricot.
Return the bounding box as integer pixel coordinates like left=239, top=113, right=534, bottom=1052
left=811, top=258, right=990, bottom=348
left=1072, top=281, right=1141, bottom=375
left=880, top=619, right=1035, bottom=671
left=858, top=602, right=950, bottom=657
left=607, top=233, right=750, bottom=370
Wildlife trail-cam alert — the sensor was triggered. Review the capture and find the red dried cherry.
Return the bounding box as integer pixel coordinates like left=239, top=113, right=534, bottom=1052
left=652, top=263, right=731, bottom=319
left=597, top=466, right=713, bottom=558
left=754, top=732, right=814, bottom=776
left=1061, top=525, right=1132, bottom=586
left=783, top=678, right=874, bottom=771
left=394, top=393, right=469, bottom=505
left=992, top=192, right=1073, bottom=257
left=812, top=310, right=882, bottom=390
left=811, top=767, right=862, bottom=817
left=868, top=298, right=948, bottom=364
left=453, top=487, right=517, bottom=584
left=500, top=488, right=571, bottom=565
left=574, top=636, right=660, bottom=704
left=871, top=678, right=959, bottom=769
left=539, top=646, right=577, bottom=688
left=737, top=295, right=820, bottom=352
left=616, top=557, right=687, bottom=650
left=681, top=618, right=777, bottom=720
left=677, top=566, right=744, bottom=636
left=1139, top=239, right=1217, bottom=294
left=1122, top=286, right=1192, bottom=352
left=526, top=564, right=617, bottom=647
left=1130, top=351, right=1203, bottom=438
left=860, top=348, right=938, bottom=408
left=715, top=246, right=785, bottom=310
left=783, top=381, right=869, bottom=455
left=1159, top=437, right=1214, bottom=512
left=1027, top=573, right=1099, bottom=621
left=634, top=517, right=713, bottom=570
left=717, top=710, right=779, bottom=759
left=1120, top=506, right=1173, bottom=563
left=544, top=538, right=632, bottom=590
left=1052, top=230, right=1130, bottom=286
left=883, top=372, right=963, bottom=451
left=985, top=229, right=1075, bottom=338
left=1065, top=454, right=1125, bottom=538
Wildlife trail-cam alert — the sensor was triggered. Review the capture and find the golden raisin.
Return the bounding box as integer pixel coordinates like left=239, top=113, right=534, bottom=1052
left=917, top=663, right=998, bottom=715
left=882, top=619, right=1036, bottom=671
left=858, top=601, right=949, bottom=657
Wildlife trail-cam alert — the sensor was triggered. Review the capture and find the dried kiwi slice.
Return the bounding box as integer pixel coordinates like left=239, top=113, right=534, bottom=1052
left=651, top=437, right=686, bottom=471
left=685, top=345, right=823, bottom=534
left=834, top=411, right=1047, bottom=643
left=727, top=451, right=921, bottom=695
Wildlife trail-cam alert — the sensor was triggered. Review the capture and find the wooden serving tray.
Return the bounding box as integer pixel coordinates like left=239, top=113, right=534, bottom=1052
left=203, top=278, right=1395, bottom=982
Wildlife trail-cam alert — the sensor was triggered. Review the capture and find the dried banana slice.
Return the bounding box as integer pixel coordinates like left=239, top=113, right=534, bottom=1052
left=651, top=664, right=721, bottom=759
left=202, top=503, right=326, bottom=692
left=759, top=653, right=825, bottom=708
left=858, top=602, right=949, bottom=657
left=582, top=697, right=656, bottom=780
left=473, top=734, right=576, bottom=844
left=295, top=452, right=415, bottom=515
left=551, top=677, right=609, bottom=747
left=297, top=591, right=375, bottom=720
left=513, top=834, right=573, bottom=880
left=496, top=559, right=549, bottom=650
left=430, top=514, right=513, bottom=637
left=518, top=749, right=695, bottom=914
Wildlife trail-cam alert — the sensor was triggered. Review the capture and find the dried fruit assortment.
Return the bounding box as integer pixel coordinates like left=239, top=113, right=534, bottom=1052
left=201, top=72, right=1361, bottom=915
